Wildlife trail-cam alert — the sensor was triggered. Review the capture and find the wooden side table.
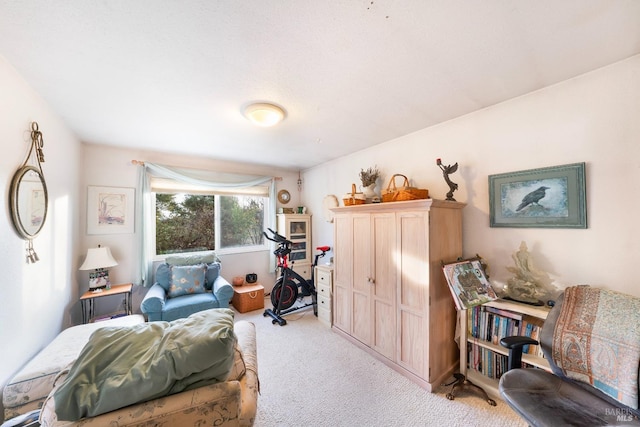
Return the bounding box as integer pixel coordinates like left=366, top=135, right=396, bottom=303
left=80, top=283, right=133, bottom=324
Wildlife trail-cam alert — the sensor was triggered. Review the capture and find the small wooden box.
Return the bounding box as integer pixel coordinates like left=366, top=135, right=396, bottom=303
left=231, top=283, right=265, bottom=313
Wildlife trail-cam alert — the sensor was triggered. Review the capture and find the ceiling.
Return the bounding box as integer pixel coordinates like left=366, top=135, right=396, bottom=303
left=1, top=1, right=639, bottom=170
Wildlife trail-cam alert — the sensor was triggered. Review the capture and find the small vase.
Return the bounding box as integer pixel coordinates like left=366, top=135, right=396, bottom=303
left=362, top=183, right=379, bottom=203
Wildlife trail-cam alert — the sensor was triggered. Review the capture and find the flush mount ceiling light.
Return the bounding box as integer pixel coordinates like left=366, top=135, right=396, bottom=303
left=243, top=102, right=286, bottom=127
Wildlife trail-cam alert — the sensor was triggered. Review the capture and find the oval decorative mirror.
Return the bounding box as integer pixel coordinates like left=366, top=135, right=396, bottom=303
left=9, top=122, right=47, bottom=263
left=9, top=165, right=48, bottom=238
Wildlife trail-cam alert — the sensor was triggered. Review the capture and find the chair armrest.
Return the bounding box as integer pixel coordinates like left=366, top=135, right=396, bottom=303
left=213, top=276, right=234, bottom=307
left=500, top=336, right=538, bottom=371
left=140, top=284, right=167, bottom=321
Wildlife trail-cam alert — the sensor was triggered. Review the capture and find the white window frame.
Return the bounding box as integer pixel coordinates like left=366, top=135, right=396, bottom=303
left=151, top=187, right=270, bottom=260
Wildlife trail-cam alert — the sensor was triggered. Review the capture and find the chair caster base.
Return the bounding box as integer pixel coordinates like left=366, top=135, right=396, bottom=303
left=443, top=373, right=496, bottom=406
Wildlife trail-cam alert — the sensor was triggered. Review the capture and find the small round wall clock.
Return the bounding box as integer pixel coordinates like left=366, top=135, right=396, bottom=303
left=278, top=189, right=291, bottom=204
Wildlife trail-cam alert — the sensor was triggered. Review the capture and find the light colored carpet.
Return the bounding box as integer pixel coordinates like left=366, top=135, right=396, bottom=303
left=235, top=301, right=527, bottom=427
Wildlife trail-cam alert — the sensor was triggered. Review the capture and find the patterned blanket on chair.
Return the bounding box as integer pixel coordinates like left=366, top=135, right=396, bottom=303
left=552, top=285, right=640, bottom=409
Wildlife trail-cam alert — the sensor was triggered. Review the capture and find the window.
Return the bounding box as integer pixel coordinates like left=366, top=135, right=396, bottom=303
left=154, top=192, right=267, bottom=256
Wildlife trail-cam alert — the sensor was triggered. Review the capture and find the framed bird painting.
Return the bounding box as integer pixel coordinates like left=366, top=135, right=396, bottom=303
left=488, top=162, right=586, bottom=228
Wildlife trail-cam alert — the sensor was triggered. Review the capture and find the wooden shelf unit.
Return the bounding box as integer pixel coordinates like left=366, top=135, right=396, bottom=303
left=460, top=299, right=551, bottom=399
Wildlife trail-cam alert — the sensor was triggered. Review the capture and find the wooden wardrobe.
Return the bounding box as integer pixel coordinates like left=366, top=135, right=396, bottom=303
left=331, top=199, right=465, bottom=391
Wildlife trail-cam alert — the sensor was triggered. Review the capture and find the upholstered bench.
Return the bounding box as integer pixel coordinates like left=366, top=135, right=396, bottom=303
left=2, top=315, right=145, bottom=420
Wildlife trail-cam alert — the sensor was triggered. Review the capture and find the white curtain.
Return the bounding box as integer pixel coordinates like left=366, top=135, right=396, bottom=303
left=135, top=162, right=276, bottom=286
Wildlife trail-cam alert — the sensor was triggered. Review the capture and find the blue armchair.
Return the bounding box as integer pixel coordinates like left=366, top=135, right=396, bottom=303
left=141, top=253, right=234, bottom=322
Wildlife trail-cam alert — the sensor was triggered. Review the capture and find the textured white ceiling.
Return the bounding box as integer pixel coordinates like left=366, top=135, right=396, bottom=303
left=1, top=1, right=639, bottom=170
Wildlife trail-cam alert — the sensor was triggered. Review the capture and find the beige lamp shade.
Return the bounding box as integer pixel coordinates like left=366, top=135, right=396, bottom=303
left=80, top=246, right=118, bottom=290
left=79, top=246, right=118, bottom=270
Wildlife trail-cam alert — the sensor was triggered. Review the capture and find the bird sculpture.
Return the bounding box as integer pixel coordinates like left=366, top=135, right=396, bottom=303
left=436, top=158, right=459, bottom=201
left=516, top=186, right=549, bottom=211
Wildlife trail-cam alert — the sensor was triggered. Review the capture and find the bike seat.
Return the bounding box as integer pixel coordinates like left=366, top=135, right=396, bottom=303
left=316, top=246, right=330, bottom=252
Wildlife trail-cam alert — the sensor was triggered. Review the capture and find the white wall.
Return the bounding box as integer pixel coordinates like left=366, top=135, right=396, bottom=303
left=303, top=55, right=640, bottom=298
left=81, top=144, right=301, bottom=308
left=0, top=55, right=82, bottom=414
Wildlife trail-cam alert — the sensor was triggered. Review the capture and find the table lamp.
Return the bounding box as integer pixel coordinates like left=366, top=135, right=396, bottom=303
left=80, top=245, right=118, bottom=290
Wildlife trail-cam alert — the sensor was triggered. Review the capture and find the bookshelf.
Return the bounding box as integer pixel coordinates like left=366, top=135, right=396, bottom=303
left=459, top=299, right=551, bottom=399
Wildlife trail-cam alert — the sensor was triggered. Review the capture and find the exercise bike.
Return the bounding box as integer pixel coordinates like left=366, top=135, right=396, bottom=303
left=263, top=228, right=330, bottom=326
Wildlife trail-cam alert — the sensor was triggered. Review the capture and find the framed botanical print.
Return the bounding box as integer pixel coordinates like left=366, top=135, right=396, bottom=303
left=87, top=186, right=135, bottom=234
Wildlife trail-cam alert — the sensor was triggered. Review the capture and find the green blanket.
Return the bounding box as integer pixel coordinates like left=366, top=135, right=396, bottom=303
left=54, top=308, right=236, bottom=421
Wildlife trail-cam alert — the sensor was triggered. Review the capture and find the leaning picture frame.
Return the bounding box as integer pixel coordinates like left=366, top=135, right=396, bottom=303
left=489, top=162, right=586, bottom=228
left=442, top=258, right=497, bottom=310
left=87, top=186, right=135, bottom=235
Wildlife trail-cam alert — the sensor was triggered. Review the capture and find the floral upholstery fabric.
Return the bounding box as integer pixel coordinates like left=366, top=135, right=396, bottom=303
left=235, top=320, right=259, bottom=427
left=38, top=320, right=257, bottom=427
left=40, top=378, right=243, bottom=427
left=168, top=264, right=207, bottom=298
left=3, top=318, right=257, bottom=427
left=2, top=315, right=145, bottom=420
left=155, top=262, right=221, bottom=292
left=54, top=309, right=237, bottom=421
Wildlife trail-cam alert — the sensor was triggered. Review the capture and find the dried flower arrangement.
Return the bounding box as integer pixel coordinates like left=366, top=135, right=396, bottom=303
left=359, top=166, right=380, bottom=187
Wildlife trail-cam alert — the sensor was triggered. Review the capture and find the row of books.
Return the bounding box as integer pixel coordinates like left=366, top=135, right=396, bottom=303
left=467, top=344, right=509, bottom=380
left=467, top=343, right=537, bottom=380
left=467, top=305, right=545, bottom=357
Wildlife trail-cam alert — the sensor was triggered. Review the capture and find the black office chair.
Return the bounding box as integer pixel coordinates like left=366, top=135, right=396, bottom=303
left=499, top=285, right=640, bottom=427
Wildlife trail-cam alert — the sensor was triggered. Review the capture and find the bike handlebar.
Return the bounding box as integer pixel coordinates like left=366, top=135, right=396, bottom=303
left=263, top=228, right=289, bottom=244
left=264, top=229, right=330, bottom=256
